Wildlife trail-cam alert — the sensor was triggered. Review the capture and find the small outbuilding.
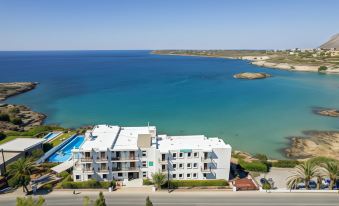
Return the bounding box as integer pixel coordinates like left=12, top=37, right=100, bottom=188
left=0, top=138, right=44, bottom=175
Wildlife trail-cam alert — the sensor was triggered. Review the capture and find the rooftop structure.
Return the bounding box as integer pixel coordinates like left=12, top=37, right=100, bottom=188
left=0, top=138, right=44, bottom=152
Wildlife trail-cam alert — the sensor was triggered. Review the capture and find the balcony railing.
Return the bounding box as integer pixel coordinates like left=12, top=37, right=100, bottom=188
left=112, top=167, right=138, bottom=171
left=111, top=156, right=137, bottom=161
left=81, top=158, right=93, bottom=162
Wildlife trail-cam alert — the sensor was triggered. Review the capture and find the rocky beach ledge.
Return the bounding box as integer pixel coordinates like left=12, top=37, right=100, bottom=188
left=0, top=82, right=45, bottom=132
left=285, top=130, right=339, bottom=160
left=0, top=82, right=38, bottom=101
left=233, top=72, right=272, bottom=79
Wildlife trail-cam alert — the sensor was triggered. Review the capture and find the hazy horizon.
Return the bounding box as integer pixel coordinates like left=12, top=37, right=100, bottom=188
left=1, top=0, right=338, bottom=51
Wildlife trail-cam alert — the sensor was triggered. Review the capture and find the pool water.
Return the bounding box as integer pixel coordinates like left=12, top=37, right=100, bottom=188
left=43, top=132, right=62, bottom=141
left=47, top=135, right=85, bottom=162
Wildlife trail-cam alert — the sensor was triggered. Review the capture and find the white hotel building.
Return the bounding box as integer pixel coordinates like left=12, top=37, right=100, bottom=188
left=72, top=125, right=232, bottom=182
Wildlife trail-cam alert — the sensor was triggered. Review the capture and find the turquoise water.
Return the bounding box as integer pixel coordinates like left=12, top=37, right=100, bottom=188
left=1, top=50, right=339, bottom=158
left=43, top=132, right=61, bottom=141
left=47, top=135, right=85, bottom=162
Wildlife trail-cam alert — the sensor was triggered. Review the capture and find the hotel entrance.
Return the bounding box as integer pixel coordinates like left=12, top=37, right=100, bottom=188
left=128, top=172, right=139, bottom=180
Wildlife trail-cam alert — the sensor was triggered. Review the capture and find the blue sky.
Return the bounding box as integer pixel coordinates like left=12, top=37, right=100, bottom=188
left=0, top=0, right=338, bottom=50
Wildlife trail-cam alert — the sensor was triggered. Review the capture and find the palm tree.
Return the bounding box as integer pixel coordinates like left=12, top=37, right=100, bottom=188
left=286, top=160, right=323, bottom=190
left=7, top=157, right=36, bottom=193
left=151, top=171, right=167, bottom=190
left=322, top=161, right=339, bottom=190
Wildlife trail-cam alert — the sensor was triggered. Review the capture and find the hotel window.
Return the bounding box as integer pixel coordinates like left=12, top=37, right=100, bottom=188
left=142, top=150, right=147, bottom=157
left=187, top=173, right=191, bottom=179
left=193, top=152, right=199, bottom=158
left=162, top=165, right=166, bottom=171
left=193, top=173, right=197, bottom=179
left=193, top=163, right=198, bottom=169
left=76, top=175, right=80, bottom=180
left=172, top=152, right=177, bottom=158
left=102, top=174, right=107, bottom=179
left=179, top=173, right=183, bottom=179
left=88, top=175, right=92, bottom=179
left=179, top=152, right=183, bottom=158
left=142, top=161, right=147, bottom=168
left=203, top=173, right=207, bottom=178
left=118, top=173, right=123, bottom=177
left=179, top=163, right=184, bottom=169
left=162, top=154, right=166, bottom=161
left=187, top=163, right=192, bottom=169
left=173, top=163, right=177, bottom=169
left=142, top=171, right=147, bottom=178
left=172, top=174, right=177, bottom=179
left=187, top=152, right=192, bottom=158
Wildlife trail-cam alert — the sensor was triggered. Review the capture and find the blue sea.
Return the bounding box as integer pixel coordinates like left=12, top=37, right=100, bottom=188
left=1, top=50, right=339, bottom=158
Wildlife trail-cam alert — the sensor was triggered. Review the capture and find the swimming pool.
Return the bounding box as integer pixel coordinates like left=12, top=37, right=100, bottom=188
left=47, top=135, right=85, bottom=162
left=43, top=132, right=62, bottom=141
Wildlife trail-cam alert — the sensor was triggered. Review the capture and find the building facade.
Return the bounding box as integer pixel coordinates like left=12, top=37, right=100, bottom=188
left=72, top=125, right=231, bottom=182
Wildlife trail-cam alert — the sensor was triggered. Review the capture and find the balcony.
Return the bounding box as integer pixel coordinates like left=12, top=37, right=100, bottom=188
left=81, top=158, right=93, bottom=162
left=83, top=168, right=94, bottom=173
left=97, top=168, right=109, bottom=173
left=112, top=167, right=139, bottom=172
left=111, top=156, right=138, bottom=162
left=201, top=167, right=212, bottom=173
left=96, top=157, right=108, bottom=162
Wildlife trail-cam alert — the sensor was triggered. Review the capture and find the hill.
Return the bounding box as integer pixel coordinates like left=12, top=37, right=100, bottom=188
left=320, top=33, right=339, bottom=49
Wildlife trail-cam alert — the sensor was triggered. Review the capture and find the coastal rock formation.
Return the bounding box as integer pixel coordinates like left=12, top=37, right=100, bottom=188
left=312, top=107, right=339, bottom=117
left=0, top=104, right=45, bottom=131
left=233, top=72, right=271, bottom=79
left=0, top=82, right=38, bottom=101
left=285, top=131, right=339, bottom=160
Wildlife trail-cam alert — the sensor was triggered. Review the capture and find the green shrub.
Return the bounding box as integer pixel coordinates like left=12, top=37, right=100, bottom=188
left=31, top=149, right=44, bottom=159
left=0, top=113, right=10, bottom=122
left=318, top=66, right=328, bottom=72
left=57, top=171, right=70, bottom=179
left=262, top=182, right=271, bottom=190
left=43, top=143, right=53, bottom=152
left=271, top=160, right=300, bottom=168
left=0, top=132, right=6, bottom=141
left=110, top=180, right=116, bottom=189
left=9, top=108, right=20, bottom=114
left=253, top=153, right=268, bottom=161
left=11, top=117, right=23, bottom=125
left=143, top=179, right=153, bottom=185
left=61, top=179, right=112, bottom=189
left=40, top=183, right=53, bottom=191
left=239, top=159, right=268, bottom=172
left=165, top=180, right=229, bottom=188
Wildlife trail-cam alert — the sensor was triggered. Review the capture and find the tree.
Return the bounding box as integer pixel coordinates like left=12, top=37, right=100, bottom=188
left=8, top=157, right=36, bottom=193
left=94, top=191, right=106, bottom=206
left=146, top=196, right=153, bottom=206
left=286, top=160, right=323, bottom=190
left=31, top=149, right=44, bottom=160
left=322, top=161, right=339, bottom=190
left=151, top=171, right=167, bottom=190
left=16, top=196, right=45, bottom=206
left=318, top=66, right=328, bottom=72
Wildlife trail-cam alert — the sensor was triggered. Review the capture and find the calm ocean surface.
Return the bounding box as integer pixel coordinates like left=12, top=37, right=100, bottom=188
left=1, top=50, right=339, bottom=158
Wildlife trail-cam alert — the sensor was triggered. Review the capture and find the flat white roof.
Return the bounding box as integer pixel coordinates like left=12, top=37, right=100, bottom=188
left=81, top=125, right=120, bottom=150
left=157, top=135, right=231, bottom=153
left=114, top=126, right=155, bottom=150
left=80, top=125, right=156, bottom=151
left=0, top=138, right=44, bottom=152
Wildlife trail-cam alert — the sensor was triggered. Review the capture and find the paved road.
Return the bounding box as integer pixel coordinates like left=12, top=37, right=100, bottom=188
left=1, top=191, right=339, bottom=206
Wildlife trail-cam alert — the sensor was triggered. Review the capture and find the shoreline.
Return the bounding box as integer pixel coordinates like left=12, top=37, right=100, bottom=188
left=151, top=51, right=339, bottom=74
